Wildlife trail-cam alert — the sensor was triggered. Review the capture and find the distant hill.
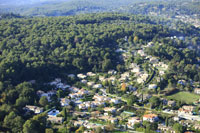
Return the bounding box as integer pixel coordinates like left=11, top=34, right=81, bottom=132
left=0, top=0, right=199, bottom=20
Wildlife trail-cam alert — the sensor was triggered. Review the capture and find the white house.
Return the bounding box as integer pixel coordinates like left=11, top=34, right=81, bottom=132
left=99, top=76, right=105, bottom=81
left=24, top=105, right=43, bottom=114
left=110, top=98, right=121, bottom=104
left=137, top=78, right=145, bottom=84
left=131, top=67, right=140, bottom=73
left=77, top=74, right=87, bottom=79
left=87, top=72, right=96, bottom=76
left=137, top=50, right=147, bottom=57
left=87, top=82, right=95, bottom=86
left=128, top=117, right=142, bottom=127
left=143, top=114, right=159, bottom=122
left=93, top=84, right=102, bottom=89
left=148, top=84, right=157, bottom=90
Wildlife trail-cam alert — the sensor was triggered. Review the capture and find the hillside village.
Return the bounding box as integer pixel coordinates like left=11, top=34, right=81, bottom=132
left=24, top=41, right=200, bottom=132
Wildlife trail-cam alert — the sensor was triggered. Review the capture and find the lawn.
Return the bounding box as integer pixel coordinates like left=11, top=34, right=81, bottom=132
left=167, top=91, right=200, bottom=104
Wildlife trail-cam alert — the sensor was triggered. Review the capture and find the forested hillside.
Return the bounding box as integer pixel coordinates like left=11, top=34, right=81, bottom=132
left=0, top=13, right=200, bottom=132
left=0, top=13, right=171, bottom=84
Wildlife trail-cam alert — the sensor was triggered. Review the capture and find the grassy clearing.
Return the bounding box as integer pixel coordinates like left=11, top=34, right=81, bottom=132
left=167, top=91, right=200, bottom=104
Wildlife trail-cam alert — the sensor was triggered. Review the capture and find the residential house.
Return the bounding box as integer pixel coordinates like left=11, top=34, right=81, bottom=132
left=159, top=70, right=165, bottom=76
left=137, top=78, right=145, bottom=84
left=173, top=116, right=181, bottom=121
left=99, top=115, right=118, bottom=124
left=69, top=87, right=79, bottom=93
left=24, top=105, right=43, bottom=114
left=68, top=74, right=75, bottom=78
left=143, top=114, right=159, bottom=122
left=87, top=81, right=94, bottom=87
left=49, top=78, right=61, bottom=86
left=131, top=67, right=140, bottom=73
left=110, top=98, right=121, bottom=104
left=148, top=84, right=157, bottom=90
left=37, top=90, right=56, bottom=102
left=128, top=117, right=142, bottom=127
left=137, top=73, right=148, bottom=84
left=104, top=107, right=116, bottom=113
left=91, top=111, right=101, bottom=117
left=37, top=90, right=45, bottom=96
left=108, top=76, right=116, bottom=82
left=77, top=74, right=87, bottom=79
left=69, top=93, right=80, bottom=99
left=137, top=50, right=147, bottom=57
left=149, top=57, right=159, bottom=64
left=87, top=72, right=96, bottom=76
left=178, top=106, right=196, bottom=115
left=93, top=84, right=102, bottom=89
left=108, top=70, right=117, bottom=75
left=143, top=94, right=152, bottom=101
left=78, top=89, right=89, bottom=95
left=194, top=88, right=200, bottom=94
left=167, top=100, right=176, bottom=107
left=158, top=124, right=175, bottom=133
left=99, top=76, right=105, bottom=82
left=129, top=63, right=138, bottom=69
left=74, top=121, right=84, bottom=127
left=47, top=116, right=64, bottom=124
left=60, top=98, right=70, bottom=106
left=81, top=79, right=87, bottom=84
left=93, top=94, right=110, bottom=102
left=194, top=124, right=200, bottom=130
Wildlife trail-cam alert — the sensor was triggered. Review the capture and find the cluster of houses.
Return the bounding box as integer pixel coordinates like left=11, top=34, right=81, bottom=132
left=78, top=94, right=121, bottom=110
left=128, top=113, right=158, bottom=127
left=22, top=41, right=199, bottom=132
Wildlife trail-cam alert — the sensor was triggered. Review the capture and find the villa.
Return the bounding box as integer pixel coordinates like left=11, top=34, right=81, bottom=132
left=143, top=114, right=159, bottom=122
left=24, top=105, right=43, bottom=114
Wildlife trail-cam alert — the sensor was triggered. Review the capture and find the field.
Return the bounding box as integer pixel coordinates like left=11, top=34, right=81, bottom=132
left=167, top=92, right=200, bottom=104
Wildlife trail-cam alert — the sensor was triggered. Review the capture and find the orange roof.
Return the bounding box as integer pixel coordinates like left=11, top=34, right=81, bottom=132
left=143, top=114, right=158, bottom=118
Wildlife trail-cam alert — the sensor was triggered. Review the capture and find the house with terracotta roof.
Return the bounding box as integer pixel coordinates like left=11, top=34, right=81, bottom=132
left=143, top=114, right=159, bottom=122
left=178, top=105, right=196, bottom=115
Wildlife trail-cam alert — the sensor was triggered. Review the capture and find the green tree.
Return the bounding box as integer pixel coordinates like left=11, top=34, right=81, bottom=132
left=39, top=96, right=48, bottom=107
left=23, top=119, right=38, bottom=133
left=3, top=111, right=24, bottom=133
left=149, top=96, right=160, bottom=108
left=173, top=123, right=184, bottom=133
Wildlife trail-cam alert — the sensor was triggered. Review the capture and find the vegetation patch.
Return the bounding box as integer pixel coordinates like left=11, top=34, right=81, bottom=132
left=167, top=92, right=200, bottom=104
